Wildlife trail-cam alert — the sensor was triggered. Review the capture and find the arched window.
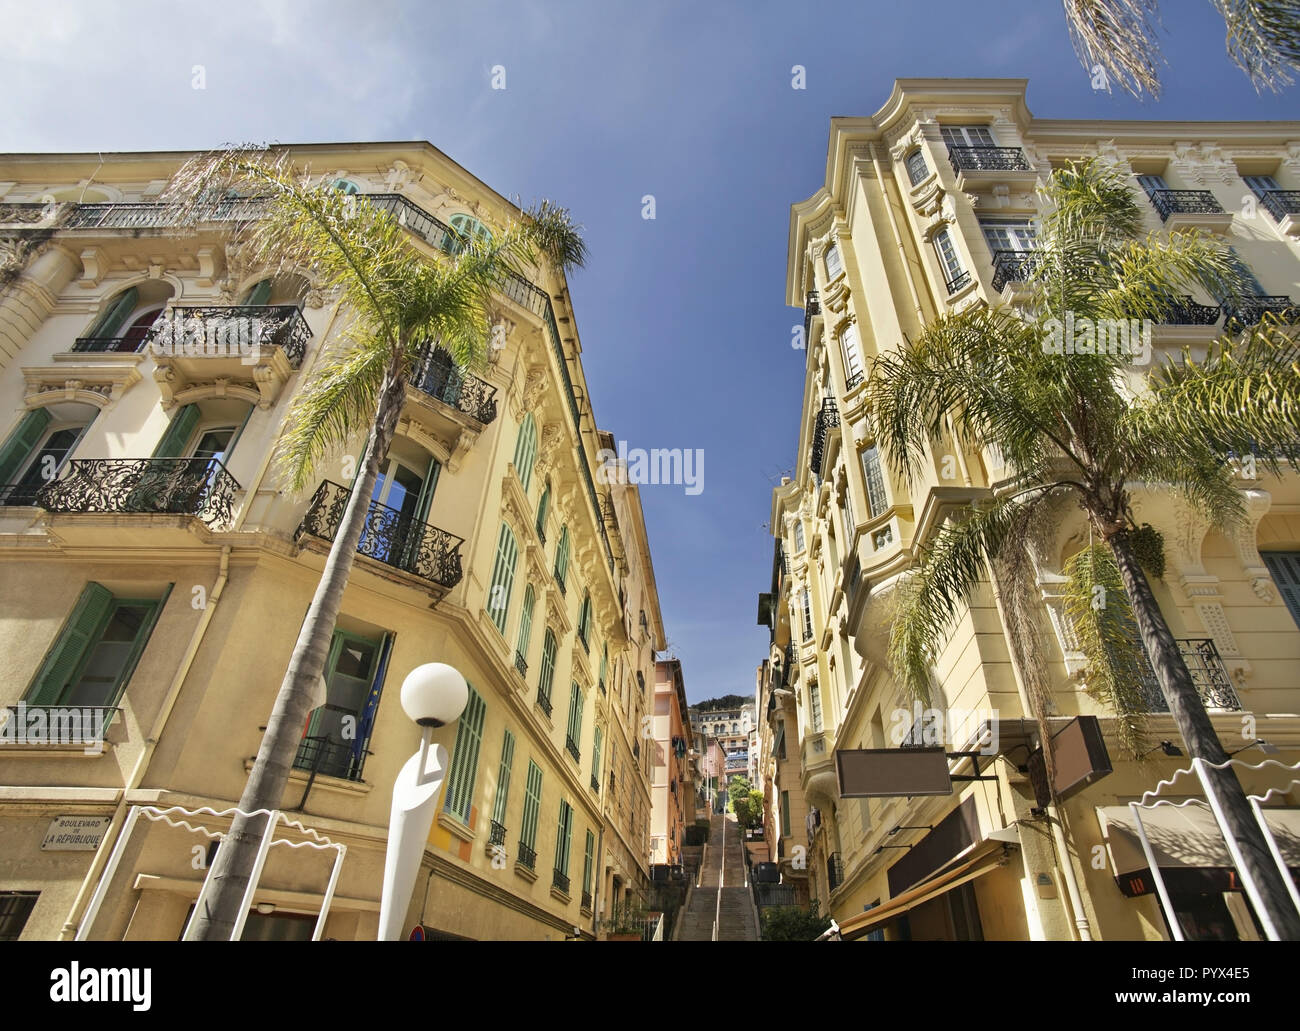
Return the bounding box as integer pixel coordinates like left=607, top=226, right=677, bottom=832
left=447, top=213, right=492, bottom=255
left=78, top=286, right=167, bottom=354
left=535, top=478, right=551, bottom=542
left=487, top=522, right=519, bottom=634
left=515, top=583, right=536, bottom=668
left=824, top=241, right=843, bottom=280
left=332, top=179, right=360, bottom=195
left=905, top=149, right=929, bottom=187
left=513, top=413, right=538, bottom=493
left=554, top=525, right=570, bottom=592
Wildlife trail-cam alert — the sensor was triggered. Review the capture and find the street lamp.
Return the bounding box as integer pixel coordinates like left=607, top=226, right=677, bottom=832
left=377, top=662, right=468, bottom=941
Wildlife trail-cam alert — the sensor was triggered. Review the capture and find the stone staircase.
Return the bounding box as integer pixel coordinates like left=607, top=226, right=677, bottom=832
left=674, top=813, right=760, bottom=942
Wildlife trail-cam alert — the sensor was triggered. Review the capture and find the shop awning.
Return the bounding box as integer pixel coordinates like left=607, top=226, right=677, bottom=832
left=1098, top=804, right=1300, bottom=878
left=825, top=840, right=1011, bottom=941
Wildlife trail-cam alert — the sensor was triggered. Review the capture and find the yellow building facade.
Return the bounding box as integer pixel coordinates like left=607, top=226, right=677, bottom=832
left=768, top=79, right=1300, bottom=941
left=0, top=143, right=662, bottom=941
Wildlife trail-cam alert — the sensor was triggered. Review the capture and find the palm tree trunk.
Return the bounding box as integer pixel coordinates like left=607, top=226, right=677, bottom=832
left=185, top=355, right=410, bottom=941
left=1108, top=526, right=1300, bottom=940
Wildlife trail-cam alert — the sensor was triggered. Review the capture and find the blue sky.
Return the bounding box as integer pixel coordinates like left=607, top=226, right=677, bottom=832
left=3, top=0, right=1295, bottom=703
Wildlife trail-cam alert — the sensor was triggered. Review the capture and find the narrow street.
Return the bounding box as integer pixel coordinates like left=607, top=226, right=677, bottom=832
left=676, top=813, right=759, bottom=941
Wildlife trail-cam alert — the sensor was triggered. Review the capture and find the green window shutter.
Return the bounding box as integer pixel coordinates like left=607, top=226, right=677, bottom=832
left=598, top=645, right=608, bottom=690
left=486, top=523, right=519, bottom=635
left=592, top=725, right=603, bottom=781
left=491, top=728, right=515, bottom=827
left=521, top=760, right=543, bottom=849
left=152, top=404, right=200, bottom=458
left=582, top=829, right=595, bottom=895
left=515, top=584, right=535, bottom=662
left=26, top=582, right=114, bottom=706
left=443, top=684, right=486, bottom=824
left=781, top=791, right=791, bottom=834
left=0, top=408, right=52, bottom=485
left=1263, top=552, right=1300, bottom=630
left=240, top=279, right=272, bottom=306
left=538, top=630, right=557, bottom=703
left=554, top=800, right=573, bottom=877
left=86, top=287, right=138, bottom=340
left=535, top=481, right=550, bottom=537
left=555, top=526, right=570, bottom=585
left=567, top=682, right=585, bottom=748
left=512, top=414, right=538, bottom=494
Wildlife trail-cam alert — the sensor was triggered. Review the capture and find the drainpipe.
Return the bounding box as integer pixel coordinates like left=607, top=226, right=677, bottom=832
left=59, top=545, right=231, bottom=939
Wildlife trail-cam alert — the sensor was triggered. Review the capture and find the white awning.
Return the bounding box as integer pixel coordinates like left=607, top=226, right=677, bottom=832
left=1097, top=804, right=1300, bottom=876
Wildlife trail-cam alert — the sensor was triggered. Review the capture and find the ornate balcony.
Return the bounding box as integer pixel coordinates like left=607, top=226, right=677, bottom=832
left=514, top=651, right=528, bottom=678
left=1146, top=190, right=1233, bottom=233
left=517, top=842, right=537, bottom=871
left=947, top=146, right=1033, bottom=173
left=1138, top=638, right=1241, bottom=712
left=809, top=397, right=839, bottom=479
left=989, top=249, right=1041, bottom=292
left=63, top=197, right=267, bottom=231
left=1255, top=190, right=1300, bottom=236
left=489, top=820, right=507, bottom=848
left=1157, top=295, right=1221, bottom=325
left=552, top=869, right=570, bottom=894
left=565, top=735, right=581, bottom=763
left=408, top=344, right=498, bottom=425
left=295, top=480, right=464, bottom=592
left=945, top=269, right=972, bottom=296
left=1224, top=296, right=1297, bottom=327
left=536, top=690, right=553, bottom=718
left=36, top=457, right=240, bottom=528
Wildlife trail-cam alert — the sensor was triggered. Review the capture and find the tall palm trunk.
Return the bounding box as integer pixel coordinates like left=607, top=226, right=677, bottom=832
left=1108, top=527, right=1300, bottom=940
left=186, top=353, right=410, bottom=941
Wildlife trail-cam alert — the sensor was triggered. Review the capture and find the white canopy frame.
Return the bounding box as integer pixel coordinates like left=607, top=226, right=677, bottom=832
left=76, top=804, right=347, bottom=942
left=1128, top=756, right=1300, bottom=942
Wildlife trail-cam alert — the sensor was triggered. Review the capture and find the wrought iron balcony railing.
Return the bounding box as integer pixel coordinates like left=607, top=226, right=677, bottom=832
left=553, top=567, right=567, bottom=595
left=517, top=841, right=537, bottom=871
left=946, top=146, right=1032, bottom=174
left=1146, top=190, right=1226, bottom=222
left=552, top=869, right=570, bottom=894
left=1224, top=296, right=1297, bottom=327
left=1138, top=638, right=1241, bottom=712
left=828, top=852, right=844, bottom=891
left=536, top=690, right=553, bottom=718
left=581, top=890, right=592, bottom=911
left=295, top=480, right=465, bottom=590
left=367, top=193, right=456, bottom=252
left=845, top=370, right=864, bottom=391
left=143, top=304, right=312, bottom=368
left=1157, top=295, right=1221, bottom=325
left=293, top=733, right=369, bottom=782
left=803, top=290, right=820, bottom=340
left=565, top=735, right=581, bottom=762
left=945, top=269, right=972, bottom=295
left=809, top=397, right=840, bottom=479
left=70, top=335, right=147, bottom=354
left=36, top=457, right=240, bottom=528
left=63, top=197, right=268, bottom=230
left=1257, top=189, right=1300, bottom=223
left=409, top=344, right=498, bottom=424
left=990, top=249, right=1040, bottom=292
left=591, top=774, right=600, bottom=792
left=489, top=820, right=507, bottom=848
left=514, top=651, right=528, bottom=677
left=598, top=677, right=606, bottom=695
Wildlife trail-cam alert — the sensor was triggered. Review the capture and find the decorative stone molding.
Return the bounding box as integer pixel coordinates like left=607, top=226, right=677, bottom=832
left=1232, top=489, right=1273, bottom=600
left=24, top=359, right=142, bottom=408
left=512, top=364, right=547, bottom=421
left=534, top=422, right=563, bottom=476
left=77, top=247, right=108, bottom=288
left=446, top=426, right=480, bottom=473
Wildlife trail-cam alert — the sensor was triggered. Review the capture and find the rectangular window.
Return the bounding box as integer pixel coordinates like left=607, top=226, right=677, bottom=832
left=1136, top=173, right=1168, bottom=198
left=825, top=241, right=843, bottom=280
left=443, top=684, right=486, bottom=824
left=793, top=521, right=805, bottom=553
left=801, top=588, right=813, bottom=642
left=554, top=800, right=574, bottom=883
left=520, top=760, right=543, bottom=852
left=842, top=487, right=855, bottom=542
left=934, top=228, right=966, bottom=292
left=861, top=445, right=888, bottom=518
left=491, top=728, right=515, bottom=828
left=941, top=125, right=996, bottom=148
left=565, top=682, right=584, bottom=761
left=1244, top=174, right=1281, bottom=198
left=1262, top=552, right=1300, bottom=630
left=0, top=892, right=39, bottom=941
left=979, top=220, right=1036, bottom=254
left=25, top=582, right=167, bottom=712
left=592, top=724, right=603, bottom=783
left=810, top=683, right=823, bottom=733
left=582, top=829, right=595, bottom=900
left=780, top=791, right=791, bottom=836
left=486, top=523, right=519, bottom=635
left=838, top=322, right=864, bottom=390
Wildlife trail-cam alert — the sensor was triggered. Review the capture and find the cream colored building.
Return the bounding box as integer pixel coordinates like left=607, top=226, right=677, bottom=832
left=0, top=142, right=663, bottom=941
left=771, top=79, right=1300, bottom=941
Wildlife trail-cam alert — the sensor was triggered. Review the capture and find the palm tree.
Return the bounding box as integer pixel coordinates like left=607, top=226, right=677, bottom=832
left=162, top=148, right=586, bottom=941
left=1061, top=0, right=1300, bottom=98
left=867, top=157, right=1300, bottom=937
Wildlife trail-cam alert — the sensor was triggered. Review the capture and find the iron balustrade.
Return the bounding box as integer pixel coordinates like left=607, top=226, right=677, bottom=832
left=591, top=774, right=600, bottom=792
left=845, top=370, right=864, bottom=391
left=1158, top=295, right=1221, bottom=325
left=1256, top=189, right=1300, bottom=223
left=147, top=304, right=313, bottom=368
left=553, top=566, right=567, bottom=595
left=803, top=290, right=820, bottom=340
left=409, top=344, right=499, bottom=424
left=295, top=480, right=465, bottom=590
left=489, top=820, right=507, bottom=848
left=366, top=193, right=455, bottom=251
left=565, top=735, right=581, bottom=762
left=754, top=883, right=796, bottom=909
left=517, top=842, right=537, bottom=871
left=809, top=397, right=840, bottom=479
left=36, top=457, right=240, bottom=528
left=990, top=249, right=1040, bottom=292
left=945, top=269, right=972, bottom=295
left=514, top=651, right=528, bottom=677
left=1224, top=296, right=1297, bottom=326
left=64, top=198, right=268, bottom=230
left=598, top=678, right=606, bottom=695
left=1146, top=190, right=1226, bottom=222
left=1137, top=638, right=1241, bottom=712
left=70, top=335, right=146, bottom=354
left=536, top=690, right=553, bottom=718
left=581, top=890, right=593, bottom=911
left=552, top=869, right=570, bottom=893
left=828, top=852, right=844, bottom=891
left=946, top=146, right=1032, bottom=174
left=293, top=733, right=369, bottom=782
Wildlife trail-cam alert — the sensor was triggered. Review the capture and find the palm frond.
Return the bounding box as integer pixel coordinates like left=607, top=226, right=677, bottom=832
left=1062, top=543, right=1151, bottom=757
left=1209, top=0, right=1300, bottom=92
left=1061, top=0, right=1166, bottom=99
left=523, top=199, right=588, bottom=276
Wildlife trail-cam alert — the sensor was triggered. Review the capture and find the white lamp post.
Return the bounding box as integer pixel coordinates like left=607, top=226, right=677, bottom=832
left=377, top=662, right=468, bottom=941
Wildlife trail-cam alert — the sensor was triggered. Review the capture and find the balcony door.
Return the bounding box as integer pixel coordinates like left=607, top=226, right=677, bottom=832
left=360, top=453, right=439, bottom=571
left=0, top=408, right=95, bottom=506
left=298, top=630, right=392, bottom=781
